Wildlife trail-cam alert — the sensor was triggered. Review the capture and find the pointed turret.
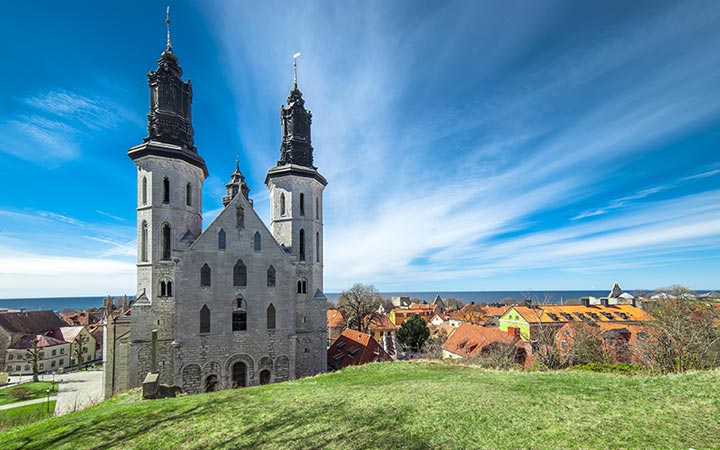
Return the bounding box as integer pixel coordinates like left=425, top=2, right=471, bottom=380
left=223, top=156, right=251, bottom=206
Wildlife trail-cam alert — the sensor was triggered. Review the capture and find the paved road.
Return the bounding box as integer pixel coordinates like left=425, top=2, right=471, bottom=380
left=51, top=369, right=103, bottom=416
left=0, top=396, right=57, bottom=411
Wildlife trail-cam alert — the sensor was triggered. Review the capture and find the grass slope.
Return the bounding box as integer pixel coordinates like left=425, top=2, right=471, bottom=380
left=0, top=401, right=56, bottom=431
left=1, top=362, right=719, bottom=449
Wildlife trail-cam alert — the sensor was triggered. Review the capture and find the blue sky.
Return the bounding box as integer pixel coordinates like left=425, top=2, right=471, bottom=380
left=1, top=0, right=719, bottom=298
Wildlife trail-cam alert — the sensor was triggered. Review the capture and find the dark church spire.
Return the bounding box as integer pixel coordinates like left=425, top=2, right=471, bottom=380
left=277, top=53, right=315, bottom=168
left=145, top=6, right=195, bottom=152
left=128, top=7, right=207, bottom=176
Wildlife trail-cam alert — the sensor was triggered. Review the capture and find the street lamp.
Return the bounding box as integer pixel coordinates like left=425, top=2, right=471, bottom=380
left=46, top=388, right=51, bottom=413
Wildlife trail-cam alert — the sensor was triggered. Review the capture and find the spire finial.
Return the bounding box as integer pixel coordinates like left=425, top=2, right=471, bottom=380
left=166, top=6, right=172, bottom=51
left=235, top=151, right=240, bottom=170
left=293, top=52, right=301, bottom=88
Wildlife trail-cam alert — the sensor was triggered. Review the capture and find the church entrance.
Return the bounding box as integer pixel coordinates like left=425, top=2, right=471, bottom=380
left=259, top=369, right=271, bottom=385
left=204, top=374, right=219, bottom=392
left=232, top=362, right=247, bottom=388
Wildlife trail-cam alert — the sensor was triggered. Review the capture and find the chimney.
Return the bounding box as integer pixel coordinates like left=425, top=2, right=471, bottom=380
left=600, top=298, right=609, bottom=307
left=581, top=298, right=590, bottom=307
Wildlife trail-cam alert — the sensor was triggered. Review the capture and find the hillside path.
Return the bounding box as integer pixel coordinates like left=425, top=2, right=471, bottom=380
left=0, top=396, right=56, bottom=411
left=53, top=369, right=103, bottom=416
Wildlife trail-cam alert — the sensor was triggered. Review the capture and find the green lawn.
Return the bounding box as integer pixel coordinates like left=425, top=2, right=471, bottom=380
left=0, top=382, right=56, bottom=406
left=0, top=401, right=55, bottom=432
left=1, top=361, right=719, bottom=449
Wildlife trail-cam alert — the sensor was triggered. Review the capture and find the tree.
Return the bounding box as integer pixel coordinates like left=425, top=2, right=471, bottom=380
left=445, top=298, right=464, bottom=311
left=636, top=299, right=720, bottom=373
left=397, top=315, right=430, bottom=353
left=73, top=332, right=89, bottom=369
left=337, top=283, right=383, bottom=334
left=24, top=337, right=41, bottom=382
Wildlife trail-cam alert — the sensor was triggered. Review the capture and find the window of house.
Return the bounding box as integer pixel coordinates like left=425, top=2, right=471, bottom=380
left=186, top=183, right=192, bottom=206
left=163, top=177, right=170, bottom=204
left=267, top=265, right=276, bottom=287
left=59, top=359, right=64, bottom=365
left=52, top=349, right=56, bottom=356
left=141, top=221, right=149, bottom=262
left=254, top=232, right=261, bottom=252
left=200, top=263, right=211, bottom=287
left=233, top=259, right=247, bottom=287
left=60, top=348, right=64, bottom=354
left=142, top=177, right=148, bottom=205
left=51, top=360, right=56, bottom=367
left=161, top=223, right=171, bottom=260
left=299, top=229, right=305, bottom=261
left=267, top=303, right=276, bottom=329
left=200, top=305, right=211, bottom=333
left=299, top=193, right=305, bottom=216
left=7, top=354, right=12, bottom=360
left=218, top=229, right=226, bottom=250
left=280, top=193, right=286, bottom=216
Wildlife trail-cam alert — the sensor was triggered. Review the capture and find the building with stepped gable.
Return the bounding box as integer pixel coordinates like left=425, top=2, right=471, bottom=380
left=103, top=18, right=327, bottom=397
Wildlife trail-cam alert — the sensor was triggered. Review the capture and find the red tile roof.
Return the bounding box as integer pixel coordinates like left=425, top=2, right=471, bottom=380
left=367, top=315, right=396, bottom=331
left=46, top=326, right=86, bottom=343
left=0, top=310, right=66, bottom=335
left=9, top=334, right=68, bottom=350
left=327, top=329, right=392, bottom=370
left=327, top=309, right=346, bottom=329
left=442, top=323, right=519, bottom=358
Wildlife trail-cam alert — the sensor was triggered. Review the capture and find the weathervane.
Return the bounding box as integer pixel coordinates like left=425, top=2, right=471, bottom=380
left=166, top=6, right=172, bottom=51
left=293, top=52, right=301, bottom=88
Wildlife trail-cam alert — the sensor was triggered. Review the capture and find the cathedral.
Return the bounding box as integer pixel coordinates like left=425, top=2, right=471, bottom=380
left=103, top=19, right=327, bottom=396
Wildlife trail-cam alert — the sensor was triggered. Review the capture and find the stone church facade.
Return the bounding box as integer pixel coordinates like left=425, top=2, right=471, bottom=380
left=104, top=24, right=327, bottom=396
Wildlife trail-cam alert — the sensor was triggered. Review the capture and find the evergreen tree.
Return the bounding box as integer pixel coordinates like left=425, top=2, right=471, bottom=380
left=397, top=315, right=430, bottom=352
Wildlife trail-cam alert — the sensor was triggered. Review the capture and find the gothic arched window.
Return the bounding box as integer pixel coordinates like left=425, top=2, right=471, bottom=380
left=167, top=280, right=173, bottom=297
left=186, top=183, right=192, bottom=206
left=267, top=303, right=276, bottom=330
left=254, top=232, right=261, bottom=252
left=200, top=263, right=211, bottom=287
left=315, top=197, right=319, bottom=220
left=163, top=177, right=170, bottom=204
left=300, top=193, right=305, bottom=216
left=280, top=193, right=286, bottom=216
left=160, top=281, right=167, bottom=297
left=299, top=229, right=305, bottom=261
left=218, top=229, right=226, bottom=250
left=142, top=177, right=148, bottom=205
left=161, top=223, right=171, bottom=260
left=200, top=305, right=211, bottom=334
left=141, top=221, right=148, bottom=262
left=267, top=265, right=276, bottom=287
left=297, top=278, right=307, bottom=294
left=233, top=259, right=247, bottom=287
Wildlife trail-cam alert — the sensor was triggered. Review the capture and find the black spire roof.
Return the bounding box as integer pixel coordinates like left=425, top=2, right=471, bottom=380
left=128, top=9, right=207, bottom=176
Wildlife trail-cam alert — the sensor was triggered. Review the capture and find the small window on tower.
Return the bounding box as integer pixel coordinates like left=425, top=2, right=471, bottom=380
left=315, top=197, right=319, bottom=219
left=163, top=177, right=170, bottom=204
left=300, top=193, right=305, bottom=216
left=316, top=232, right=320, bottom=262
left=142, top=177, right=148, bottom=205
left=280, top=193, right=286, bottom=216
left=267, top=303, right=276, bottom=330
left=299, top=229, right=306, bottom=261
left=200, top=305, right=211, bottom=334
left=200, top=263, right=211, bottom=287
left=161, top=223, right=172, bottom=260
left=141, top=221, right=149, bottom=262
left=267, top=265, right=276, bottom=287
left=233, top=259, right=247, bottom=287
left=254, top=232, right=261, bottom=252
left=186, top=183, right=192, bottom=206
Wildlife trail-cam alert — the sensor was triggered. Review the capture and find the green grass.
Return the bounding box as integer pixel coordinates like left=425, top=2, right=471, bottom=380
left=0, top=382, right=56, bottom=406
left=0, top=401, right=55, bottom=431
left=1, top=361, right=719, bottom=449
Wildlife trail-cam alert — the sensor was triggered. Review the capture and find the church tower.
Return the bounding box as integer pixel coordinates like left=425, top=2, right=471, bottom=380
left=126, top=11, right=207, bottom=387
left=266, top=58, right=328, bottom=376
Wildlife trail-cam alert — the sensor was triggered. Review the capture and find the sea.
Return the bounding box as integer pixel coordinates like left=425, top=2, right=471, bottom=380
left=0, top=290, right=630, bottom=312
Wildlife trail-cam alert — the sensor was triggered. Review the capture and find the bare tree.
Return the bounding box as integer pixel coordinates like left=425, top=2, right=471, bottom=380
left=73, top=332, right=89, bottom=369
left=24, top=337, right=41, bottom=382
left=472, top=342, right=525, bottom=370
left=337, top=283, right=383, bottom=334
left=636, top=298, right=720, bottom=373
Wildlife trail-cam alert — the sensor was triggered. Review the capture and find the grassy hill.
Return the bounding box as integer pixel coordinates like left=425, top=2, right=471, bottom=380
left=1, top=361, right=719, bottom=449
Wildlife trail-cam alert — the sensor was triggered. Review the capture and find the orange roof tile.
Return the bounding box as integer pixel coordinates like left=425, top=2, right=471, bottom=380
left=507, top=304, right=652, bottom=324
left=327, top=309, right=346, bottom=328
left=327, top=329, right=392, bottom=370
left=442, top=323, right=518, bottom=358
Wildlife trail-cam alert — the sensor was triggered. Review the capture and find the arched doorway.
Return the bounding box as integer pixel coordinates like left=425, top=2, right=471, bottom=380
left=204, top=374, right=219, bottom=392
left=259, top=369, right=271, bottom=385
left=232, top=362, right=247, bottom=388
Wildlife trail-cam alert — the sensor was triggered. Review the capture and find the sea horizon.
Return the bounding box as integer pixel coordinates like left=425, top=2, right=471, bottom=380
left=1, top=289, right=716, bottom=312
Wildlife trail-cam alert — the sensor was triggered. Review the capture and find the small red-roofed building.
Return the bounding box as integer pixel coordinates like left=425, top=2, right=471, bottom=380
left=390, top=304, right=437, bottom=326
left=366, top=315, right=398, bottom=359
left=442, top=323, right=526, bottom=363
left=47, top=326, right=98, bottom=367
left=327, top=329, right=392, bottom=371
